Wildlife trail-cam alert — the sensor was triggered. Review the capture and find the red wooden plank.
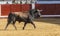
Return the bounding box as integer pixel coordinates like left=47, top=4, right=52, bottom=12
left=1, top=4, right=11, bottom=16
left=21, top=4, right=31, bottom=12
left=56, top=4, right=60, bottom=15
left=1, top=4, right=31, bottom=16
left=11, top=4, right=21, bottom=12
left=35, top=4, right=56, bottom=15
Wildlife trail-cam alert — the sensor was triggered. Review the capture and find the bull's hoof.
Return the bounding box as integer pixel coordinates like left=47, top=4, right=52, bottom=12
left=34, top=27, right=36, bottom=29
left=23, top=27, right=25, bottom=30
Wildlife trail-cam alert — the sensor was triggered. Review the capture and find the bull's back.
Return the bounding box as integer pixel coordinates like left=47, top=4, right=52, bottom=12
left=11, top=12, right=29, bottom=18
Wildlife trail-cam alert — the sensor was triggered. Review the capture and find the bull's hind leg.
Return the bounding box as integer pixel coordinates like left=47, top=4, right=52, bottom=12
left=30, top=21, right=36, bottom=29
left=23, top=22, right=27, bottom=30
left=12, top=21, right=17, bottom=30
left=4, top=21, right=11, bottom=30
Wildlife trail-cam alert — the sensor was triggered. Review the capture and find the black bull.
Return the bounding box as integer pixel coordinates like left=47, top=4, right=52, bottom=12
left=5, top=9, right=42, bottom=30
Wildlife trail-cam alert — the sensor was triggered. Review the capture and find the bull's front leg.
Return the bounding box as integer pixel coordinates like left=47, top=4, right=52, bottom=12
left=30, top=21, right=36, bottom=29
left=12, top=19, right=17, bottom=30
left=23, top=22, right=27, bottom=30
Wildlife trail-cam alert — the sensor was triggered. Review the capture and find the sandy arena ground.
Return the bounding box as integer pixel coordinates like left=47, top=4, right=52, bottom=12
left=0, top=18, right=60, bottom=36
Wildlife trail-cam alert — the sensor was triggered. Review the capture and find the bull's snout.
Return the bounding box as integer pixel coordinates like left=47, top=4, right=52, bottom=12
left=37, top=14, right=40, bottom=17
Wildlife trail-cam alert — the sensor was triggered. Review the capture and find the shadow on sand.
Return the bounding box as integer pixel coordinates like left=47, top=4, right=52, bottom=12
left=34, top=17, right=60, bottom=25
left=0, top=29, right=17, bottom=31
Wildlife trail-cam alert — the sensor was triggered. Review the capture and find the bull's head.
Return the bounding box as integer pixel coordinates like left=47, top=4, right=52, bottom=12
left=34, top=9, right=43, bottom=18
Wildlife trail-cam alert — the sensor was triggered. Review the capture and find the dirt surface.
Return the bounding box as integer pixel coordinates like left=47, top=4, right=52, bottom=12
left=0, top=18, right=60, bottom=36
